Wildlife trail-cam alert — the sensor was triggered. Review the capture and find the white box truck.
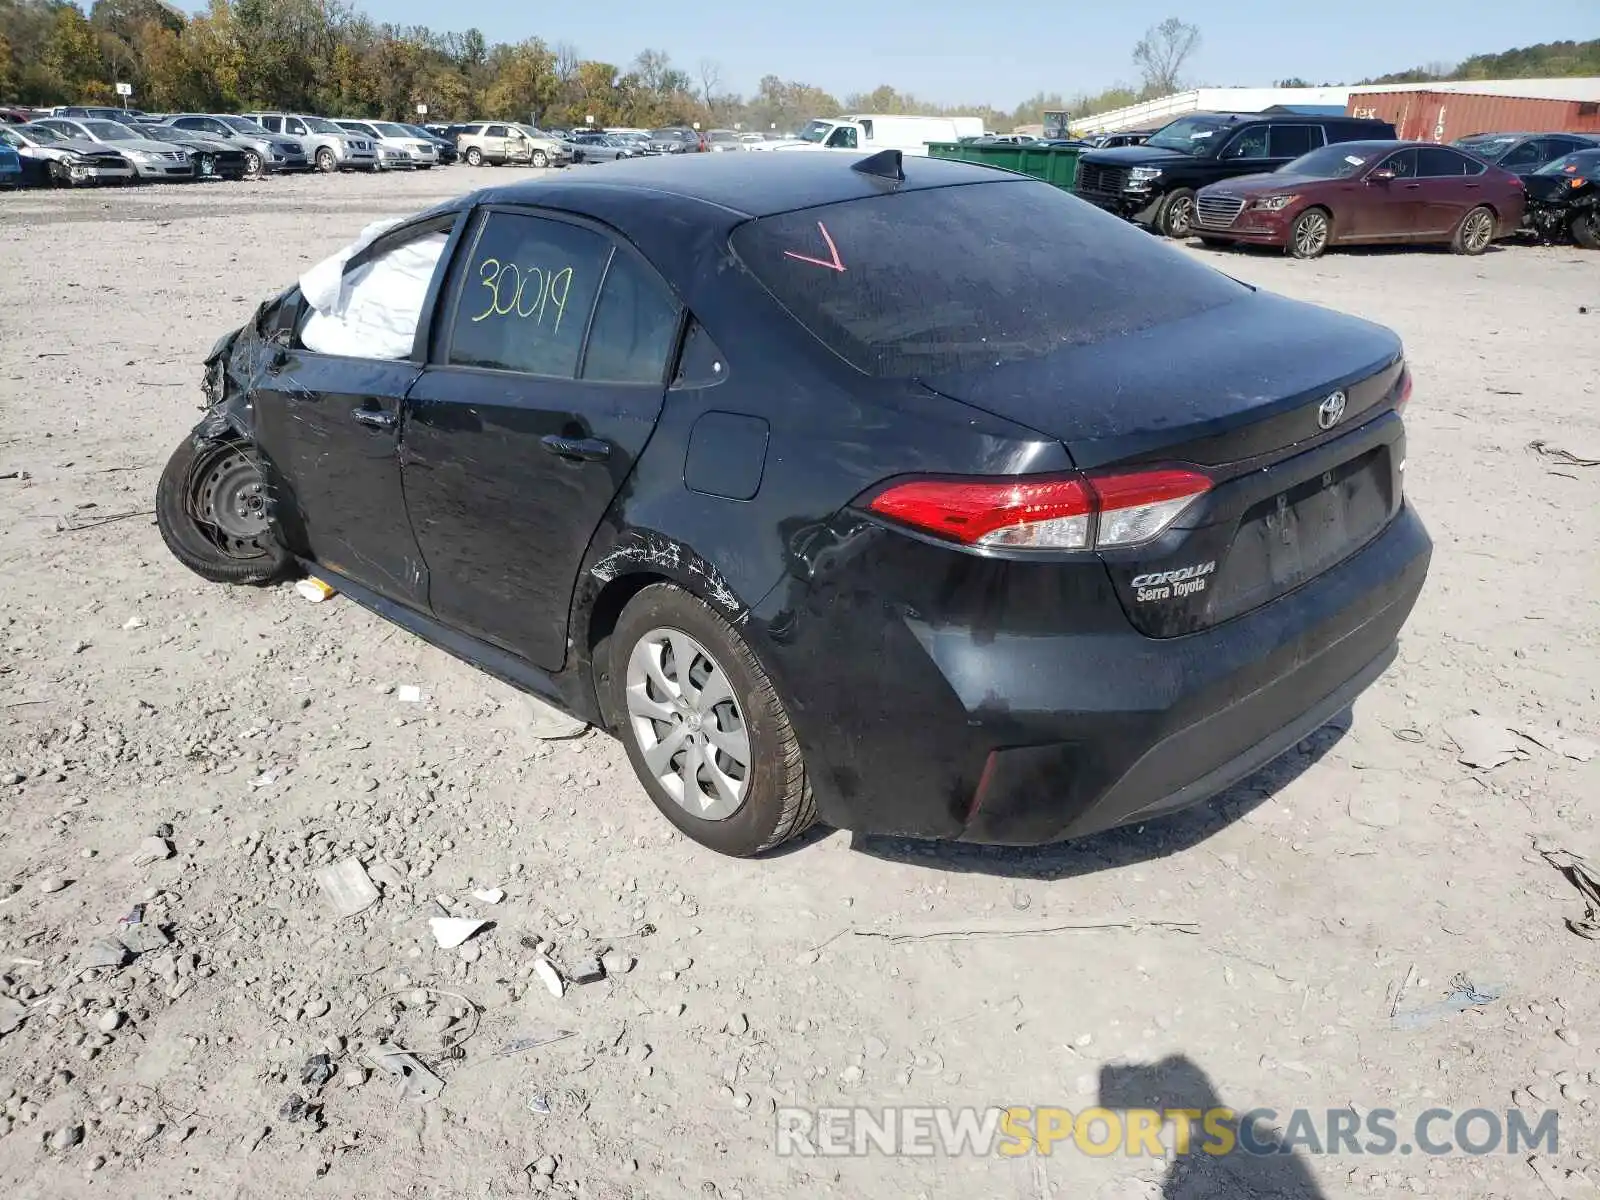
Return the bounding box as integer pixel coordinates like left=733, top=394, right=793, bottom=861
left=769, top=114, right=983, bottom=156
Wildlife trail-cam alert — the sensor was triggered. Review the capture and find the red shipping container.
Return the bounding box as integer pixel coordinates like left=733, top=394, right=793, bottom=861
left=1346, top=90, right=1600, bottom=142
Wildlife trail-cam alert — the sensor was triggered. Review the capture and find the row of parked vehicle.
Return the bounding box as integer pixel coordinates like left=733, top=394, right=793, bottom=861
left=0, top=104, right=462, bottom=187
left=1067, top=111, right=1600, bottom=255
left=422, top=122, right=777, bottom=168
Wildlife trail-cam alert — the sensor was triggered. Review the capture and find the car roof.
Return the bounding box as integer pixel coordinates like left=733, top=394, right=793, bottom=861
left=1181, top=111, right=1388, bottom=125
left=470, top=151, right=1022, bottom=219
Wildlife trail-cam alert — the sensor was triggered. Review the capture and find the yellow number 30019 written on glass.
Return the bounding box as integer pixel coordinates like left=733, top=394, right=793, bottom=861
left=470, top=257, right=575, bottom=332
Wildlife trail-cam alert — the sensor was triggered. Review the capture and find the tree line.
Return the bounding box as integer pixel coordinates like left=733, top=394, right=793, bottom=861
left=0, top=0, right=1203, bottom=130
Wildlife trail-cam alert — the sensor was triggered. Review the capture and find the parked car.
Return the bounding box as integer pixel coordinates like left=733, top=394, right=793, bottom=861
left=1075, top=112, right=1398, bottom=237
left=400, top=123, right=457, bottom=164
left=704, top=129, right=744, bottom=152
left=155, top=152, right=1429, bottom=857
left=454, top=122, right=568, bottom=168
left=1192, top=140, right=1524, bottom=259
left=1085, top=129, right=1154, bottom=149
left=1522, top=147, right=1600, bottom=248
left=334, top=120, right=438, bottom=169
left=0, top=106, right=36, bottom=124
left=569, top=132, right=649, bottom=163
left=242, top=112, right=378, bottom=172
left=0, top=140, right=20, bottom=188
left=0, top=123, right=135, bottom=186
left=49, top=105, right=150, bottom=120
left=162, top=114, right=308, bottom=175
left=647, top=127, right=706, bottom=154
left=1453, top=131, right=1600, bottom=175
left=129, top=122, right=248, bottom=180
left=33, top=117, right=194, bottom=180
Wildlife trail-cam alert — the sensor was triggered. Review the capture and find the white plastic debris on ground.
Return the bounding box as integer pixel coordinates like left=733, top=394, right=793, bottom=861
left=298, top=218, right=448, bottom=360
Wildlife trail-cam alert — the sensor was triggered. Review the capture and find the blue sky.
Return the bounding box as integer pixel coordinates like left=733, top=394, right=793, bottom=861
left=356, top=0, right=1591, bottom=109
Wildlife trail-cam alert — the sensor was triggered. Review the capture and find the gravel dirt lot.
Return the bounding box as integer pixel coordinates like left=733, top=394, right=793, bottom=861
left=0, top=169, right=1597, bottom=1200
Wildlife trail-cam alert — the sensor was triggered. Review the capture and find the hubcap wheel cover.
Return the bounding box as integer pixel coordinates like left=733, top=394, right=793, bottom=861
left=1464, top=212, right=1491, bottom=250
left=625, top=627, right=751, bottom=821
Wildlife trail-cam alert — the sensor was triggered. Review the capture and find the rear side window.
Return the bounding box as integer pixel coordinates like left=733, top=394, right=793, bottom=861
left=731, top=180, right=1246, bottom=379
left=582, top=252, right=681, bottom=384
left=486, top=125, right=509, bottom=138
left=446, top=212, right=610, bottom=377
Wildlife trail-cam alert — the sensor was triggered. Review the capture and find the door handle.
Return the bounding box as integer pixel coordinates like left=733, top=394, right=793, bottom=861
left=351, top=408, right=397, bottom=430
left=540, top=434, right=612, bottom=462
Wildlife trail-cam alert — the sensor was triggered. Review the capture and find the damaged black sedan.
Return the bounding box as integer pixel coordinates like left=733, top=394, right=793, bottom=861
left=157, top=152, right=1431, bottom=857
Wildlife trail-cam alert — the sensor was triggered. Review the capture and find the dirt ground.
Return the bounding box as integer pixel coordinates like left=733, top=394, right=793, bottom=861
left=0, top=167, right=1598, bottom=1200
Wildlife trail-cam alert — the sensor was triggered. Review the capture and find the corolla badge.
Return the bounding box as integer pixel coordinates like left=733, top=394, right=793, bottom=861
left=1317, top=390, right=1347, bottom=430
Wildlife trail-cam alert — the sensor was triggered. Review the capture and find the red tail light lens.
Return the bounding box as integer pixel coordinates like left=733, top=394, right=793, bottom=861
left=866, top=467, right=1210, bottom=551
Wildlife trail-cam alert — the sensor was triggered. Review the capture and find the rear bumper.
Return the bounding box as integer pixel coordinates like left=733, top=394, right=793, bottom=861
left=761, top=502, right=1430, bottom=845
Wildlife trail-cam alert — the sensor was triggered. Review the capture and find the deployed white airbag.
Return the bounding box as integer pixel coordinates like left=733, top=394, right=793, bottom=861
left=299, top=218, right=448, bottom=359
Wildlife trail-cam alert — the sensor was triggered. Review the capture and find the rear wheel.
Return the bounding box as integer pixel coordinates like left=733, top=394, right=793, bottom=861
left=315, top=147, right=336, bottom=172
left=156, top=437, right=292, bottom=585
left=242, top=150, right=263, bottom=179
left=607, top=584, right=815, bottom=857
left=1571, top=211, right=1600, bottom=250
left=1452, top=205, right=1495, bottom=255
left=1157, top=188, right=1197, bottom=238
left=1288, top=208, right=1332, bottom=259
left=530, top=150, right=549, bottom=168
left=465, top=146, right=483, bottom=166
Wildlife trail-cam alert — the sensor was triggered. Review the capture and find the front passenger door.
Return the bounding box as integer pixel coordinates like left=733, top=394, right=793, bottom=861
left=250, top=214, right=462, bottom=607
left=402, top=207, right=683, bottom=669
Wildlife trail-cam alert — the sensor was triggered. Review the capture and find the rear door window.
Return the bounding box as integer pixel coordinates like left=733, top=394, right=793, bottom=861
left=1417, top=147, right=1469, bottom=177
left=1268, top=124, right=1322, bottom=158
left=444, top=211, right=611, bottom=377
left=729, top=179, right=1245, bottom=379
left=581, top=252, right=682, bottom=384
left=486, top=125, right=510, bottom=138
left=1379, top=148, right=1417, bottom=178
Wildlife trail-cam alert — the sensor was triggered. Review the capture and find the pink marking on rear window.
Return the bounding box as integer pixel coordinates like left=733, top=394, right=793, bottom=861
left=783, top=221, right=847, bottom=272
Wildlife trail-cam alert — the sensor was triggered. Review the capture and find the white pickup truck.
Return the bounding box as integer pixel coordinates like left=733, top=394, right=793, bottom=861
left=759, top=114, right=985, bottom=156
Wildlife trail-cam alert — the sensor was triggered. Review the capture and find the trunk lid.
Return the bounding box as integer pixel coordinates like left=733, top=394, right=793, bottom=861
left=920, top=293, right=1409, bottom=636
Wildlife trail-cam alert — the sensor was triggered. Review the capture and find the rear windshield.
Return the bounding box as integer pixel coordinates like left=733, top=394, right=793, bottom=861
left=730, top=180, right=1246, bottom=379
left=1455, top=134, right=1517, bottom=159
left=1536, top=149, right=1600, bottom=176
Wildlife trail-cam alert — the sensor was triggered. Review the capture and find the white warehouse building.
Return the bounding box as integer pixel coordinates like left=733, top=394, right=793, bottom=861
left=1073, top=77, right=1600, bottom=134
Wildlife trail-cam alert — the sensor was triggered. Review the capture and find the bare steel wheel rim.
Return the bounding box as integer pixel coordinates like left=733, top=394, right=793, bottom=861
left=1295, top=211, right=1329, bottom=256
left=1463, top=210, right=1492, bottom=251
left=191, top=446, right=270, bottom=559
left=626, top=627, right=751, bottom=820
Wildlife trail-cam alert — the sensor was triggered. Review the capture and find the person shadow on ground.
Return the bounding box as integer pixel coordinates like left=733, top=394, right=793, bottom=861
left=1098, top=1055, right=1331, bottom=1199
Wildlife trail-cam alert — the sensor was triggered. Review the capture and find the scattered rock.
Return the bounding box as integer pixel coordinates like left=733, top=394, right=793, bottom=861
left=533, top=1154, right=557, bottom=1177
left=430, top=917, right=488, bottom=949
left=532, top=959, right=564, bottom=999
left=600, top=952, right=634, bottom=977
left=96, top=1010, right=123, bottom=1034
left=725, top=1013, right=748, bottom=1036
left=48, top=1123, right=83, bottom=1152
left=471, top=888, right=505, bottom=904
left=38, top=876, right=68, bottom=894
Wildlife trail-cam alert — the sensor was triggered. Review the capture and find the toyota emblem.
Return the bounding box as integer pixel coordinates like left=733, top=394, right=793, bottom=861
left=1317, top=390, right=1347, bottom=430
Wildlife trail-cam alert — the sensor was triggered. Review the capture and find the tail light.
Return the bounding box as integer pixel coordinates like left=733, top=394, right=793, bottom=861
left=865, top=466, right=1211, bottom=552
left=1394, top=364, right=1412, bottom=415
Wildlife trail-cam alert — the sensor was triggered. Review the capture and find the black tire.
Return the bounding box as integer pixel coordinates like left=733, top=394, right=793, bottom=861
left=243, top=150, right=263, bottom=179
left=606, top=584, right=815, bottom=857
left=1571, top=212, right=1600, bottom=251
left=1287, top=207, right=1332, bottom=259
left=1451, top=205, right=1496, bottom=255
left=155, top=437, right=293, bottom=585
left=1157, top=188, right=1197, bottom=238
left=315, top=147, right=336, bottom=172
left=530, top=150, right=549, bottom=168
left=464, top=146, right=483, bottom=167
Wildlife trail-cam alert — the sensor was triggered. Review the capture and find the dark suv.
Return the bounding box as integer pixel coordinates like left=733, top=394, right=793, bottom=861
left=1075, top=112, right=1397, bottom=238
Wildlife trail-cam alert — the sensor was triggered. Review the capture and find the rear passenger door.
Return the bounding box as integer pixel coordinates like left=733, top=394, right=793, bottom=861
left=401, top=206, right=684, bottom=669
left=1414, top=146, right=1475, bottom=234
left=1268, top=123, right=1322, bottom=165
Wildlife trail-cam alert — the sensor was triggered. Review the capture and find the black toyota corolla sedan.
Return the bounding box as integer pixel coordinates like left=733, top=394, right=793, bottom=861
left=156, top=151, right=1430, bottom=857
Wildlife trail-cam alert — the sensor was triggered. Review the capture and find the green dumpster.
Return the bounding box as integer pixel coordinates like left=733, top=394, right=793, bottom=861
left=926, top=141, right=1080, bottom=191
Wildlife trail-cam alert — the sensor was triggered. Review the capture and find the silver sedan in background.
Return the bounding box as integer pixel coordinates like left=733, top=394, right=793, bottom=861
left=31, top=117, right=194, bottom=180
